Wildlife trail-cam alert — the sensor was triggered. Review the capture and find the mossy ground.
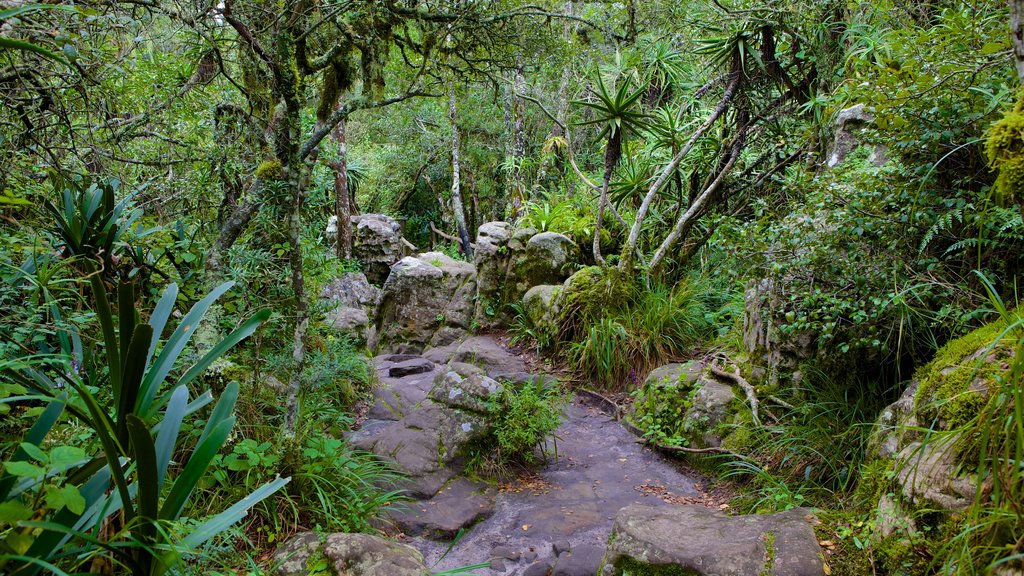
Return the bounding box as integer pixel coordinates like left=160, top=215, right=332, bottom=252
left=612, top=556, right=699, bottom=576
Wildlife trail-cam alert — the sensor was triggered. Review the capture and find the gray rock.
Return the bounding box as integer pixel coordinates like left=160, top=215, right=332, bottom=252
left=448, top=336, right=528, bottom=376
left=323, top=532, right=429, bottom=576
left=273, top=532, right=321, bottom=576
left=600, top=505, right=824, bottom=576
left=325, top=306, right=370, bottom=341
left=552, top=544, right=604, bottom=576
left=372, top=253, right=477, bottom=354
left=473, top=222, right=514, bottom=327
left=518, top=232, right=578, bottom=291
left=321, top=272, right=379, bottom=310
left=894, top=439, right=976, bottom=511
left=552, top=540, right=571, bottom=556
left=492, top=546, right=520, bottom=561
left=521, top=561, right=552, bottom=576
left=386, top=478, right=496, bottom=540
left=353, top=214, right=406, bottom=285
left=630, top=361, right=737, bottom=448
left=389, top=358, right=435, bottom=378
left=827, top=104, right=887, bottom=168
left=429, top=366, right=504, bottom=414
left=490, top=558, right=506, bottom=572
left=522, top=284, right=561, bottom=335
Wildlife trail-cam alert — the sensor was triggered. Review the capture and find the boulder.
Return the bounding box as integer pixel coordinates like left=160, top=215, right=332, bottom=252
left=324, top=306, right=370, bottom=342
left=428, top=364, right=504, bottom=414
left=321, top=272, right=379, bottom=311
left=600, top=505, right=824, bottom=576
left=743, top=277, right=816, bottom=387
left=273, top=532, right=429, bottom=576
left=426, top=336, right=527, bottom=377
left=521, top=232, right=578, bottom=289
left=352, top=214, right=405, bottom=285
left=629, top=362, right=738, bottom=448
left=372, top=252, right=477, bottom=354
left=472, top=222, right=514, bottom=327
left=523, top=284, right=561, bottom=335
left=827, top=104, right=888, bottom=168
left=323, top=533, right=429, bottom=576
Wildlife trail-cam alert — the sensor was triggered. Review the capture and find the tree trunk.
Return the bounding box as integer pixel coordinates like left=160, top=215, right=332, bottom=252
left=593, top=128, right=621, bottom=266
left=448, top=88, right=474, bottom=259
left=511, top=57, right=526, bottom=218
left=1013, top=0, right=1024, bottom=86
left=282, top=158, right=309, bottom=438
left=331, top=118, right=353, bottom=259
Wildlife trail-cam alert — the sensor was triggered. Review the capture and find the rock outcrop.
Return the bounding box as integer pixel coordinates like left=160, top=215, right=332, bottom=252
left=371, top=252, right=476, bottom=354
left=319, top=272, right=379, bottom=343
left=352, top=214, right=405, bottom=285
left=600, top=505, right=825, bottom=576
left=827, top=104, right=888, bottom=168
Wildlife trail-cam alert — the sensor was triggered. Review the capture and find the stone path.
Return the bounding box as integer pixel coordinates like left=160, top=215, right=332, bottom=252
left=350, top=335, right=719, bottom=576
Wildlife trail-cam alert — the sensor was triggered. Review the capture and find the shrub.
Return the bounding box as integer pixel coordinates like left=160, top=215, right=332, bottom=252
left=471, top=376, right=568, bottom=473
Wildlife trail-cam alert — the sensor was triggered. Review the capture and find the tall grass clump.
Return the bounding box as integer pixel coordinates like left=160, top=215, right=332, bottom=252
left=562, top=272, right=718, bottom=390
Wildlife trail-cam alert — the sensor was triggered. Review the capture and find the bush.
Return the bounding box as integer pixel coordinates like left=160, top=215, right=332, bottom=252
left=470, top=376, right=568, bottom=473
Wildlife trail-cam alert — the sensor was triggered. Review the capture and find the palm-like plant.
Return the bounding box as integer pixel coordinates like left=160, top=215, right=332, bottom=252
left=575, top=72, right=649, bottom=263
left=0, top=274, right=285, bottom=576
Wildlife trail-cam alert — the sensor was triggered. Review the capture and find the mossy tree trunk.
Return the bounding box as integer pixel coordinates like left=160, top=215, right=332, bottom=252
left=448, top=87, right=474, bottom=259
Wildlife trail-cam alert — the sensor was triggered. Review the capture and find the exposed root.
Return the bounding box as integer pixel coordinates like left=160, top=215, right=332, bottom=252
left=710, top=360, right=761, bottom=426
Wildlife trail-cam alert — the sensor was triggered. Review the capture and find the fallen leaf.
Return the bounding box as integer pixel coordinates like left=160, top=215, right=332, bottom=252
left=522, top=524, right=530, bottom=531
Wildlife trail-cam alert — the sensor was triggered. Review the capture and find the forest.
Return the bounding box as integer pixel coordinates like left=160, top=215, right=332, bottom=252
left=1, top=0, right=1023, bottom=574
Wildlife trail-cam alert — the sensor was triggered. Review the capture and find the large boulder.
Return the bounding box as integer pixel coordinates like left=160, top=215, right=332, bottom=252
left=274, top=532, right=429, bottom=576
left=472, top=222, right=514, bottom=327
left=628, top=361, right=739, bottom=449
left=372, top=252, right=477, bottom=354
left=517, top=232, right=579, bottom=291
left=523, top=284, right=561, bottom=338
left=599, top=505, right=825, bottom=576
left=352, top=214, right=405, bottom=285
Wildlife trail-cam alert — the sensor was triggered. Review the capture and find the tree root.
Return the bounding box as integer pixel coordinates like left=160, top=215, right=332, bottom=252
left=710, top=360, right=761, bottom=426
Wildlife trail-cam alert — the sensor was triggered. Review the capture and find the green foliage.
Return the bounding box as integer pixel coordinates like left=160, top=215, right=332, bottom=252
left=0, top=277, right=285, bottom=575
left=473, top=376, right=568, bottom=472
left=985, top=92, right=1024, bottom=211
left=560, top=272, right=716, bottom=390
left=628, top=365, right=703, bottom=448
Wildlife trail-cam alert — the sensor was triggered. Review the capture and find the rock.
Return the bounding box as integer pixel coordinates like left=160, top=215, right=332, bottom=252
left=552, top=540, right=571, bottom=556
left=521, top=561, right=552, bottom=576
left=386, top=478, right=496, bottom=540
left=429, top=365, right=504, bottom=414
left=869, top=379, right=920, bottom=459
left=490, top=559, right=506, bottom=572
left=354, top=402, right=486, bottom=497
left=352, top=214, right=405, bottom=285
left=742, top=278, right=816, bottom=387
left=600, top=505, right=824, bottom=576
left=552, top=545, right=604, bottom=576
left=323, top=533, right=429, bottom=576
left=274, top=532, right=429, bottom=576
left=827, top=104, right=887, bottom=168
left=520, top=232, right=578, bottom=289
left=325, top=306, right=370, bottom=341
left=473, top=222, right=514, bottom=327
left=372, top=252, right=477, bottom=354
left=448, top=336, right=528, bottom=376
left=492, top=546, right=520, bottom=561
left=894, top=440, right=976, bottom=511
left=321, top=272, right=380, bottom=311
left=389, top=358, right=435, bottom=378
left=523, top=550, right=538, bottom=562
left=273, top=532, right=321, bottom=576
left=522, top=285, right=561, bottom=335
left=629, top=361, right=737, bottom=448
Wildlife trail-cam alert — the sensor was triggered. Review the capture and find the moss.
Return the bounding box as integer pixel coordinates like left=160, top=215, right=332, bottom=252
left=556, top=265, right=632, bottom=338
left=913, top=313, right=1016, bottom=436
left=760, top=531, right=776, bottom=576
left=985, top=91, right=1024, bottom=208
left=612, top=556, right=698, bottom=576
left=255, top=159, right=284, bottom=180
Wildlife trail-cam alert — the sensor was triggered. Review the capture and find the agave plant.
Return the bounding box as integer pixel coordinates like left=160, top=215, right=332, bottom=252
left=0, top=272, right=285, bottom=576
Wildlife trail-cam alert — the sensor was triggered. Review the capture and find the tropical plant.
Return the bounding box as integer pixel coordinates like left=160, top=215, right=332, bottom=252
left=0, top=274, right=286, bottom=576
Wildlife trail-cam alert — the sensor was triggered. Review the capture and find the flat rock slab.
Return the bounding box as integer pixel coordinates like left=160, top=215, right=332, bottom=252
left=405, top=400, right=704, bottom=572
left=424, top=336, right=526, bottom=377
left=389, top=358, right=435, bottom=377
left=601, top=504, right=824, bottom=576
left=553, top=544, right=606, bottom=576
left=386, top=478, right=497, bottom=540
left=273, top=532, right=429, bottom=576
